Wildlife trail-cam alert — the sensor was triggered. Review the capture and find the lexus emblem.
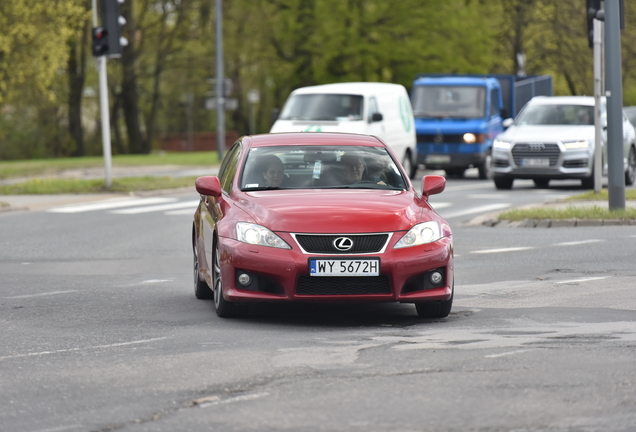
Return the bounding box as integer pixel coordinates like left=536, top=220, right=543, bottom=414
left=527, top=142, right=545, bottom=152
left=333, top=237, right=354, bottom=251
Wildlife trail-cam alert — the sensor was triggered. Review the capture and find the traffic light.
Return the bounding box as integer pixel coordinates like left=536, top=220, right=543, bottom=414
left=586, top=0, right=604, bottom=48
left=92, top=27, right=108, bottom=57
left=99, top=0, right=128, bottom=57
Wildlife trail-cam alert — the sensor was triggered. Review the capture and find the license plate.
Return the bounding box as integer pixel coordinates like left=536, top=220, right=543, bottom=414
left=309, top=258, right=380, bottom=276
left=522, top=158, right=550, bottom=167
left=426, top=155, right=451, bottom=164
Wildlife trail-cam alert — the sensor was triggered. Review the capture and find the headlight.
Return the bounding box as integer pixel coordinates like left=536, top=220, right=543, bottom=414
left=493, top=139, right=511, bottom=150
left=394, top=221, right=442, bottom=249
left=236, top=222, right=291, bottom=249
left=563, top=140, right=589, bottom=149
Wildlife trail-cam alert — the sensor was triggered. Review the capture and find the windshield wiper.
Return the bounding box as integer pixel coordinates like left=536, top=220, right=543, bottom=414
left=242, top=186, right=281, bottom=191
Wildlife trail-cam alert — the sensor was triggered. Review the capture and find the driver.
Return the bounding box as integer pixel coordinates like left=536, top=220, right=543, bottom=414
left=340, top=154, right=386, bottom=185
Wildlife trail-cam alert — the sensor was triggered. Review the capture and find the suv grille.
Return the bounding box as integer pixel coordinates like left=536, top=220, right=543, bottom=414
left=296, top=275, right=391, bottom=295
left=295, top=234, right=389, bottom=254
left=511, top=143, right=560, bottom=167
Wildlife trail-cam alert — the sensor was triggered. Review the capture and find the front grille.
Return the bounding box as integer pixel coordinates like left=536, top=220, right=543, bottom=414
left=417, top=134, right=465, bottom=144
left=511, top=143, right=560, bottom=167
left=563, top=159, right=589, bottom=168
left=295, top=234, right=389, bottom=254
left=296, top=275, right=391, bottom=295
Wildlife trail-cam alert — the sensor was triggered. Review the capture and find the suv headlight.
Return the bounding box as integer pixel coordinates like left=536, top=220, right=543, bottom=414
left=493, top=139, right=511, bottom=150
left=236, top=222, right=291, bottom=249
left=394, top=221, right=442, bottom=249
left=563, top=140, right=590, bottom=149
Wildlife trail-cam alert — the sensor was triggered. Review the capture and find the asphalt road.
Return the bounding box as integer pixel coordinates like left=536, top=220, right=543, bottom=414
left=1, top=172, right=636, bottom=432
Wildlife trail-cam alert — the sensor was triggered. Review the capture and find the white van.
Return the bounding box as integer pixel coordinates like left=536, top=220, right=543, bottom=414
left=270, top=82, right=418, bottom=178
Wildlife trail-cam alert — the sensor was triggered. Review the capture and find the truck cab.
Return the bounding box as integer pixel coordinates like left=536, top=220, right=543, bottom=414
left=411, top=76, right=504, bottom=179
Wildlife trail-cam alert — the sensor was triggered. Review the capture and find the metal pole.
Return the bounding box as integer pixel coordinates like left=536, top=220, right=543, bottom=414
left=93, top=0, right=112, bottom=188
left=593, top=18, right=603, bottom=194
left=215, top=0, right=225, bottom=160
left=604, top=0, right=625, bottom=210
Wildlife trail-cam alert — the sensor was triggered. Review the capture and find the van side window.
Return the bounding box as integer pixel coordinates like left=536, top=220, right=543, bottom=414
left=218, top=142, right=242, bottom=193
left=368, top=97, right=379, bottom=120
left=490, top=89, right=499, bottom=117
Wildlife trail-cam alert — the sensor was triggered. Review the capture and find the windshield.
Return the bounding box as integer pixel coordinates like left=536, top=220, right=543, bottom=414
left=240, top=145, right=407, bottom=191
left=411, top=85, right=486, bottom=118
left=278, top=94, right=364, bottom=121
left=515, top=104, right=595, bottom=126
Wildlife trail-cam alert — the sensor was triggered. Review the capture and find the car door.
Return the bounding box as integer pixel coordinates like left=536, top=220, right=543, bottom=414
left=201, top=142, right=242, bottom=272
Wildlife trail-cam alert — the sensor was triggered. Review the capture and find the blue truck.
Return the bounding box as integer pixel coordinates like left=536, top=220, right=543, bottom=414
left=410, top=74, right=553, bottom=178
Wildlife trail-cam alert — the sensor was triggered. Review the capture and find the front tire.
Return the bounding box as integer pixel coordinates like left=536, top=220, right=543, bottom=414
left=625, top=146, right=636, bottom=186
left=212, top=239, right=245, bottom=318
left=494, top=176, right=513, bottom=190
left=415, top=287, right=453, bottom=319
left=193, top=239, right=213, bottom=299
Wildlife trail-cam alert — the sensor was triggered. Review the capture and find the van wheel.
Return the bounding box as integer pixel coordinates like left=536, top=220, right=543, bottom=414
left=402, top=152, right=417, bottom=179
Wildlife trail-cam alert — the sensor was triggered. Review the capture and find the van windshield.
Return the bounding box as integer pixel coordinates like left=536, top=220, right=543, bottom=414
left=279, top=94, right=364, bottom=121
left=411, top=85, right=486, bottom=119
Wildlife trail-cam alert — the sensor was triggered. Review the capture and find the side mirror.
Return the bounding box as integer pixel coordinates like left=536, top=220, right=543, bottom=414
left=195, top=176, right=222, bottom=197
left=500, top=108, right=509, bottom=119
left=370, top=112, right=383, bottom=123
left=421, top=175, right=446, bottom=197
left=502, top=118, right=514, bottom=129
left=271, top=107, right=280, bottom=122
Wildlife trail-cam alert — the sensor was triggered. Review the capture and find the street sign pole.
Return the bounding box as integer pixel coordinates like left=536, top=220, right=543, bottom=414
left=215, top=0, right=225, bottom=160
left=593, top=18, right=603, bottom=194
left=604, top=0, right=625, bottom=210
left=93, top=0, right=113, bottom=188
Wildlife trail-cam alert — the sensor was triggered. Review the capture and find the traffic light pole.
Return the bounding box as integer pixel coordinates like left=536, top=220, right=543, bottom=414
left=604, top=0, right=625, bottom=210
left=93, top=0, right=113, bottom=188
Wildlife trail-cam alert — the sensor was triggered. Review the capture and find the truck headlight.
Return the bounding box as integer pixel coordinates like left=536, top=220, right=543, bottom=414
left=493, top=139, right=511, bottom=150
left=563, top=140, right=589, bottom=149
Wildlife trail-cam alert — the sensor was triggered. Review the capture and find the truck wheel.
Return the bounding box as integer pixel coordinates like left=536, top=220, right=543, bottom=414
left=478, top=152, right=493, bottom=180
left=494, top=176, right=513, bottom=190
left=533, top=178, right=550, bottom=188
left=625, top=146, right=636, bottom=186
left=445, top=168, right=465, bottom=178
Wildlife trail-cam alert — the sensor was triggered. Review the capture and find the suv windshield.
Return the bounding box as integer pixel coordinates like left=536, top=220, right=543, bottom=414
left=240, top=145, right=407, bottom=191
left=516, top=104, right=595, bottom=126
left=411, top=85, right=486, bottom=118
left=278, top=94, right=364, bottom=121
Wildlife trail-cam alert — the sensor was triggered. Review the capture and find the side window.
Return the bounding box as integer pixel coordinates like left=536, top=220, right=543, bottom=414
left=218, top=142, right=242, bottom=193
left=490, top=89, right=499, bottom=117
left=368, top=97, right=379, bottom=119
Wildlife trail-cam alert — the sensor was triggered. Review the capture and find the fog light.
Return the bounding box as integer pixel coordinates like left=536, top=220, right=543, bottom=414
left=430, top=271, right=443, bottom=285
left=238, top=273, right=252, bottom=286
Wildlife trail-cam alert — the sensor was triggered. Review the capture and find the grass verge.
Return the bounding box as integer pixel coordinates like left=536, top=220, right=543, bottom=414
left=498, top=205, right=636, bottom=221
left=0, top=152, right=220, bottom=179
left=567, top=189, right=636, bottom=201
left=0, top=176, right=198, bottom=195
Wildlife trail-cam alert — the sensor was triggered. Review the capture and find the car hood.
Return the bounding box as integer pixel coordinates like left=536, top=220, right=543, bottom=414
left=500, top=125, right=594, bottom=142
left=237, top=189, right=428, bottom=233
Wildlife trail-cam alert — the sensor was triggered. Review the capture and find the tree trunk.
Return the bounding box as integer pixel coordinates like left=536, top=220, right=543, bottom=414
left=120, top=0, right=145, bottom=153
left=67, top=21, right=88, bottom=156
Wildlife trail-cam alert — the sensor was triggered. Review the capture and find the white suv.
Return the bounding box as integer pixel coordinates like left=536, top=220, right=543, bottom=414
left=492, top=96, right=636, bottom=189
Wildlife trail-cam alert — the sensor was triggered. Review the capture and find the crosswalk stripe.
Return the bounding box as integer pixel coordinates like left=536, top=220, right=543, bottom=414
left=47, top=197, right=176, bottom=213
left=441, top=203, right=511, bottom=219
left=110, top=200, right=200, bottom=214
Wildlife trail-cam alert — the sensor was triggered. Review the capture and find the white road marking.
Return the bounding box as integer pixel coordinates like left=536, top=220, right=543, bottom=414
left=0, top=337, right=169, bottom=361
left=468, top=194, right=509, bottom=199
left=110, top=200, right=199, bottom=214
left=165, top=208, right=197, bottom=215
left=442, top=183, right=495, bottom=192
left=6, top=290, right=79, bottom=299
left=485, top=349, right=532, bottom=359
left=199, top=392, right=270, bottom=408
left=470, top=247, right=535, bottom=254
left=47, top=197, right=176, bottom=213
left=554, top=239, right=603, bottom=246
left=441, top=203, right=511, bottom=219
left=555, top=276, right=609, bottom=284
left=429, top=202, right=452, bottom=209
left=30, top=426, right=82, bottom=432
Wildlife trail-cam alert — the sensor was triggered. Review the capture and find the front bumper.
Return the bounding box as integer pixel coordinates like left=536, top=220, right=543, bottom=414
left=416, top=143, right=489, bottom=169
left=492, top=143, right=593, bottom=179
left=217, top=235, right=454, bottom=304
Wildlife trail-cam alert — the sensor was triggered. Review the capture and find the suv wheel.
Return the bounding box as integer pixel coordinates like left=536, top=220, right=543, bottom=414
left=494, top=176, right=513, bottom=190
left=625, top=146, right=636, bottom=186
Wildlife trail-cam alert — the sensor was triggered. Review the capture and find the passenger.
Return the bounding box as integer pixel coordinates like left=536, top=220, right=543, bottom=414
left=339, top=154, right=386, bottom=185
left=259, top=155, right=293, bottom=187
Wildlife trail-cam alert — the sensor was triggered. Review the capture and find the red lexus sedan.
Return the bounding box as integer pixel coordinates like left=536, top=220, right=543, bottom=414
left=192, top=132, right=454, bottom=318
